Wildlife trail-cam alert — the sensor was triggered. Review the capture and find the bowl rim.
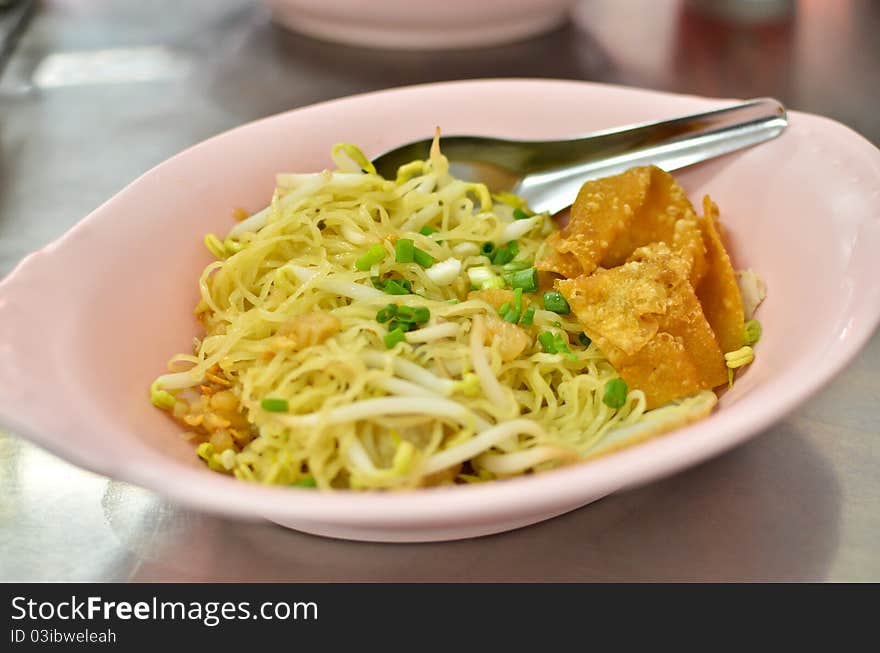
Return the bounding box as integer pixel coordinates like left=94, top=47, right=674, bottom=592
left=1, top=78, right=879, bottom=527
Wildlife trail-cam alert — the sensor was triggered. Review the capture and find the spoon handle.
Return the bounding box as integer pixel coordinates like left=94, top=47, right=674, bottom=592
left=520, top=98, right=788, bottom=214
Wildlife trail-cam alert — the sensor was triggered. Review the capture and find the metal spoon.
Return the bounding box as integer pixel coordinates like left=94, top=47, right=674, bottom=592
left=372, top=98, right=787, bottom=214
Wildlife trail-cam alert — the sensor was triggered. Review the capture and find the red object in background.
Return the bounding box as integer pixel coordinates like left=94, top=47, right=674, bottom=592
left=673, top=0, right=796, bottom=98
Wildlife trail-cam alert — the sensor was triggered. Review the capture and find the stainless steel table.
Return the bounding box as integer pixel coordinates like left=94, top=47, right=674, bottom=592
left=1, top=0, right=877, bottom=582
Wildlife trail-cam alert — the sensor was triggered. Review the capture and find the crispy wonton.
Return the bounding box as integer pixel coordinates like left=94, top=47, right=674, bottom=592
left=538, top=166, right=707, bottom=286
left=558, top=243, right=727, bottom=408
left=537, top=167, right=652, bottom=278
left=696, top=196, right=745, bottom=353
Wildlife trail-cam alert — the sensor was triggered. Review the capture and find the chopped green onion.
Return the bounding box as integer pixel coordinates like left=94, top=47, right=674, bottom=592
left=388, top=319, right=415, bottom=333
left=491, top=247, right=514, bottom=265
left=538, top=331, right=576, bottom=360
left=376, top=304, right=398, bottom=323
left=395, top=238, right=415, bottom=263
left=396, top=305, right=416, bottom=322
left=481, top=241, right=496, bottom=257
left=513, top=208, right=532, bottom=220
left=744, top=319, right=762, bottom=346
left=561, top=342, right=575, bottom=359
left=261, top=398, right=289, bottom=412
left=292, top=476, right=317, bottom=488
left=413, top=247, right=434, bottom=268
left=390, top=280, right=412, bottom=295
left=491, top=242, right=518, bottom=266
left=578, top=332, right=592, bottom=347
left=503, top=288, right=523, bottom=323
left=384, top=328, right=406, bottom=349
left=412, top=306, right=430, bottom=323
left=384, top=281, right=410, bottom=295
left=513, top=287, right=523, bottom=312
left=602, top=378, right=628, bottom=409
left=373, top=277, right=412, bottom=295
left=521, top=306, right=536, bottom=326
left=394, top=305, right=429, bottom=324
left=543, top=291, right=570, bottom=314
left=506, top=267, right=539, bottom=293
left=356, top=243, right=385, bottom=271
left=502, top=261, right=531, bottom=272
left=538, top=331, right=557, bottom=353
left=498, top=301, right=512, bottom=316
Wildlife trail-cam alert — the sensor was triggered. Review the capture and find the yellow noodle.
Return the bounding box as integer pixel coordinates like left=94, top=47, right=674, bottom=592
left=152, top=138, right=668, bottom=490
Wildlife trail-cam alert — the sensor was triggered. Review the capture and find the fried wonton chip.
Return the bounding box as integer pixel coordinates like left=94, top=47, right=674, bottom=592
left=611, top=334, right=706, bottom=409
left=537, top=167, right=652, bottom=278
left=602, top=166, right=701, bottom=269
left=558, top=243, right=727, bottom=408
left=538, top=166, right=707, bottom=286
left=673, top=216, right=708, bottom=288
left=695, top=196, right=745, bottom=353
left=557, top=257, right=668, bottom=356
left=628, top=244, right=726, bottom=388
left=537, top=248, right=585, bottom=280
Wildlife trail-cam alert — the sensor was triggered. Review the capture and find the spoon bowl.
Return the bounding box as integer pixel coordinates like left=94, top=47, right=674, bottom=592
left=372, top=98, right=788, bottom=214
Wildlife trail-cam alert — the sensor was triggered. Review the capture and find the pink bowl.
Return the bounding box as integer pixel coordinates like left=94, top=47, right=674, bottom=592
left=262, top=0, right=576, bottom=49
left=1, top=79, right=878, bottom=541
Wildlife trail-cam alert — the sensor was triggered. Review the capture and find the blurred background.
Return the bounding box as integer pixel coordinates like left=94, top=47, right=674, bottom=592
left=0, top=0, right=878, bottom=581
left=1, top=0, right=877, bottom=275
